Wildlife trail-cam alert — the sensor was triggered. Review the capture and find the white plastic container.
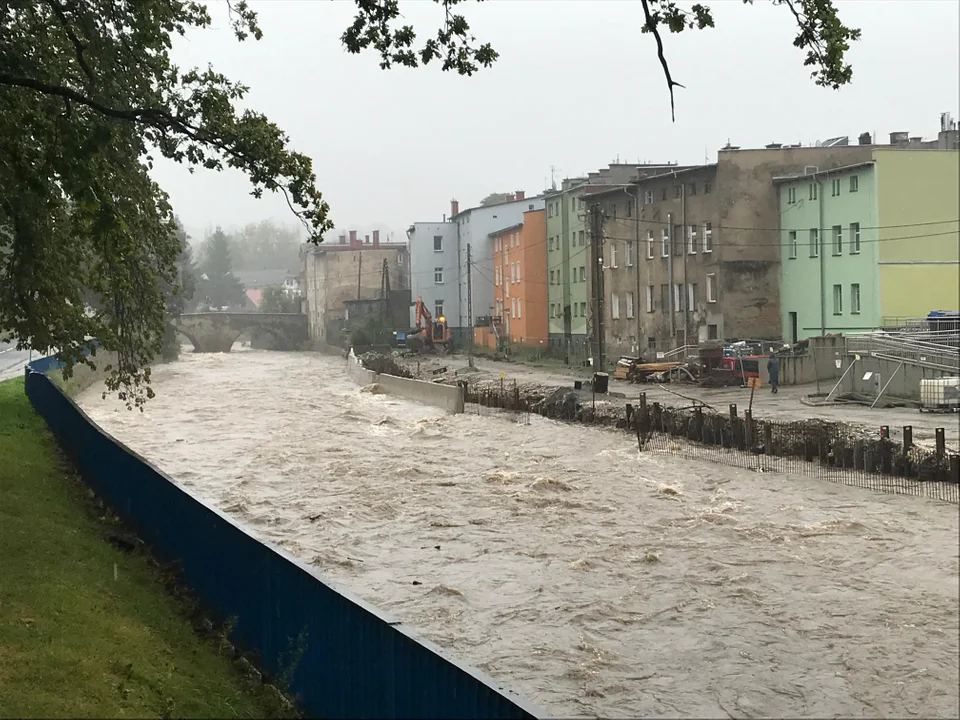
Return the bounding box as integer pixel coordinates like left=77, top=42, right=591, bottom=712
left=919, top=377, right=960, bottom=410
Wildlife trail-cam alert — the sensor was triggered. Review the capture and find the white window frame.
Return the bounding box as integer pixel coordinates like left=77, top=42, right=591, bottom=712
left=610, top=244, right=617, bottom=268
left=626, top=291, right=635, bottom=319
left=703, top=222, right=713, bottom=252
left=646, top=285, right=654, bottom=312
left=516, top=298, right=521, bottom=319
left=434, top=267, right=444, bottom=284
left=611, top=293, right=620, bottom=320
left=646, top=231, right=654, bottom=259
left=687, top=225, right=698, bottom=254
left=687, top=282, right=697, bottom=311
left=850, top=222, right=861, bottom=253
left=644, top=189, right=653, bottom=204
left=706, top=273, right=717, bottom=303
left=809, top=228, right=820, bottom=258
left=833, top=284, right=843, bottom=315
left=788, top=230, right=798, bottom=259
left=435, top=301, right=444, bottom=318
left=788, top=187, right=796, bottom=204
left=850, top=175, right=859, bottom=193
left=674, top=283, right=683, bottom=312
left=433, top=235, right=443, bottom=252
left=832, top=225, right=843, bottom=255
left=516, top=261, right=521, bottom=282
left=661, top=228, right=669, bottom=257
left=626, top=242, right=634, bottom=267
left=851, top=283, right=861, bottom=314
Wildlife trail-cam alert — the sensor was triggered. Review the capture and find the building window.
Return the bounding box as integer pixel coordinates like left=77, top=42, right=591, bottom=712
left=688, top=182, right=697, bottom=196
left=610, top=244, right=617, bottom=268
left=646, top=231, right=654, bottom=259
left=648, top=336, right=657, bottom=349
left=707, top=323, right=718, bottom=340
left=674, top=185, right=682, bottom=199
left=611, top=293, right=620, bottom=320
left=434, top=267, right=444, bottom=284
left=788, top=230, right=798, bottom=259
left=687, top=225, right=698, bottom=254
left=687, top=283, right=698, bottom=310
left=433, top=235, right=443, bottom=252
left=832, top=225, right=843, bottom=255
left=644, top=190, right=653, bottom=204
left=850, top=222, right=861, bottom=253
left=851, top=283, right=861, bottom=314
left=850, top=175, right=859, bottom=193
left=787, top=187, right=797, bottom=204
left=704, top=222, right=713, bottom=252
left=809, top=183, right=818, bottom=201
left=626, top=291, right=635, bottom=319
left=516, top=298, right=521, bottom=319
left=580, top=301, right=587, bottom=316
left=661, top=188, right=668, bottom=201
left=548, top=204, right=553, bottom=218
left=833, top=284, right=843, bottom=314
left=626, top=242, right=634, bottom=267
left=646, top=285, right=655, bottom=312
left=579, top=266, right=586, bottom=282
left=435, top=300, right=444, bottom=318
left=661, top=228, right=669, bottom=257
left=674, top=283, right=684, bottom=312
left=579, top=230, right=585, bottom=246
left=516, top=261, right=521, bottom=282
left=549, top=269, right=555, bottom=285
left=703, top=181, right=712, bottom=194
left=809, top=228, right=820, bottom=258
left=548, top=237, right=554, bottom=252
left=706, top=273, right=717, bottom=303
left=831, top=178, right=841, bottom=197
left=661, top=284, right=669, bottom=310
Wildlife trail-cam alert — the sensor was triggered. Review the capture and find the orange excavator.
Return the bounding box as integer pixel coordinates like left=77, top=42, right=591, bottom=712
left=406, top=296, right=452, bottom=354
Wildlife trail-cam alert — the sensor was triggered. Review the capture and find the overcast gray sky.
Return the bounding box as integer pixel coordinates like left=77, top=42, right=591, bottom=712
left=150, top=0, right=960, bottom=242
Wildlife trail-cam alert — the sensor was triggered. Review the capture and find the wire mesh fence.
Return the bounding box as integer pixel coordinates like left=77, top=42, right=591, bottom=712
left=461, top=381, right=960, bottom=505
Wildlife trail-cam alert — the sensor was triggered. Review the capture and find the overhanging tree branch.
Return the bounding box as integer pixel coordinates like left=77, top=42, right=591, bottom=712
left=640, top=0, right=686, bottom=123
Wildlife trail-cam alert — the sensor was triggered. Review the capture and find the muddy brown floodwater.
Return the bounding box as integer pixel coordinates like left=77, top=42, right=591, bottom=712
left=77, top=349, right=960, bottom=719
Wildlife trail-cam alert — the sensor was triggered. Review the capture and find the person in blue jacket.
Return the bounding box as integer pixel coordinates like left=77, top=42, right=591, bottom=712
left=767, top=351, right=780, bottom=394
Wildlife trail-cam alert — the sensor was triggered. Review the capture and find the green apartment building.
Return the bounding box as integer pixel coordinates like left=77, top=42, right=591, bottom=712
left=775, top=148, right=959, bottom=344
left=545, top=178, right=589, bottom=352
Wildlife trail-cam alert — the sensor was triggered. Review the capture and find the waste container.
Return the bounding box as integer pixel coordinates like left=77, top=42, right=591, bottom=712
left=593, top=371, right=609, bottom=394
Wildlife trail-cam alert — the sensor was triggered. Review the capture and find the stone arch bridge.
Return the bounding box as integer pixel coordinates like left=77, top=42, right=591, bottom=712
left=175, top=313, right=308, bottom=353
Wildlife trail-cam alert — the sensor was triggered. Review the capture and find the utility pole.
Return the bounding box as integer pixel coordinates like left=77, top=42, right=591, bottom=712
left=356, top=250, right=362, bottom=301
left=589, top=203, right=605, bottom=374
left=466, top=243, right=474, bottom=368
left=380, top=258, right=390, bottom=326
left=681, top=182, right=689, bottom=349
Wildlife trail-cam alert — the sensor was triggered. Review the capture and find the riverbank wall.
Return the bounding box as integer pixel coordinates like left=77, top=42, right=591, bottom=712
left=22, top=357, right=541, bottom=720
left=348, top=350, right=465, bottom=414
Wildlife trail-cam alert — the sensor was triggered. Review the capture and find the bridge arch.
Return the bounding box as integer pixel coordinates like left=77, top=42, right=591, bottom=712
left=174, top=313, right=308, bottom=354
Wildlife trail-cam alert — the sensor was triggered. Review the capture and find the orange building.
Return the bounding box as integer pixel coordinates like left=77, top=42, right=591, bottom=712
left=488, top=209, right=547, bottom=348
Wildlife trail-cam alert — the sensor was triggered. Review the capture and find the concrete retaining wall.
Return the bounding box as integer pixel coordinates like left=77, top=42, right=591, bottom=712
left=347, top=350, right=465, bottom=414
left=375, top=372, right=465, bottom=414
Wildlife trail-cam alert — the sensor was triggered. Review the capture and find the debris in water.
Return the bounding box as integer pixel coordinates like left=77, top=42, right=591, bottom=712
left=360, top=382, right=386, bottom=394
left=643, top=551, right=661, bottom=563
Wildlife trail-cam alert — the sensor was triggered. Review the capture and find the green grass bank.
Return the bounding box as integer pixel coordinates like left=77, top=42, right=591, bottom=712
left=0, top=377, right=284, bottom=718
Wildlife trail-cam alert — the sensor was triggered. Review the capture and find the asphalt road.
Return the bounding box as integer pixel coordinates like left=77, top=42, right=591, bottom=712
left=0, top=340, right=32, bottom=382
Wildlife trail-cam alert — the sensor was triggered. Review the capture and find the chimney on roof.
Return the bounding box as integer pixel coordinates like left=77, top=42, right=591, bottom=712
left=890, top=131, right=909, bottom=145
left=516, top=190, right=525, bottom=200
left=349, top=230, right=359, bottom=249
left=858, top=132, right=872, bottom=145
left=506, top=193, right=516, bottom=202
left=450, top=199, right=459, bottom=217
left=364, top=234, right=370, bottom=245
left=372, top=230, right=380, bottom=247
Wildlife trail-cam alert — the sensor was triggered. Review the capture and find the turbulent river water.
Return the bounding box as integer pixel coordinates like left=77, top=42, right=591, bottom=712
left=76, top=349, right=960, bottom=719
